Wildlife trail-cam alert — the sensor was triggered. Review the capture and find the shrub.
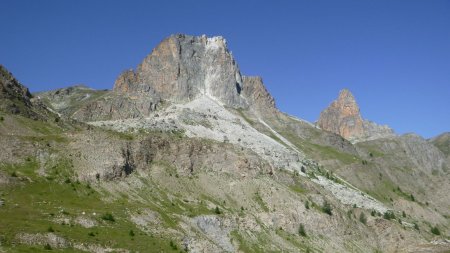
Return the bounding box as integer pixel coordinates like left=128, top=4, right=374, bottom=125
left=431, top=226, right=441, bottom=235
left=370, top=210, right=376, bottom=216
left=304, top=201, right=310, bottom=210
left=0, top=116, right=4, bottom=121
left=402, top=211, right=406, bottom=218
left=44, top=243, right=52, bottom=250
left=88, top=232, right=95, bottom=237
left=383, top=211, right=395, bottom=220
left=301, top=166, right=306, bottom=173
left=47, top=226, right=54, bottom=232
left=129, top=230, right=135, bottom=237
left=359, top=212, right=367, bottom=225
left=322, top=201, right=332, bottom=215
left=101, top=213, right=115, bottom=222
left=169, top=240, right=178, bottom=250
left=298, top=223, right=307, bottom=237
left=414, top=223, right=419, bottom=230
left=347, top=210, right=353, bottom=219
left=410, top=194, right=415, bottom=202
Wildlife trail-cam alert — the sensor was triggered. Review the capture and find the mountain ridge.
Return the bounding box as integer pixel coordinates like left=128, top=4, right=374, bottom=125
left=1, top=34, right=449, bottom=253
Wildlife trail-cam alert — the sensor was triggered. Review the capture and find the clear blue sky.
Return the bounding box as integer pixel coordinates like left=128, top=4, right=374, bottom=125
left=1, top=0, right=449, bottom=138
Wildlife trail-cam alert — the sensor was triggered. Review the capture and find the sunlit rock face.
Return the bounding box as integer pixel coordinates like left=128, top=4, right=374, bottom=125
left=114, top=34, right=247, bottom=108
left=318, top=89, right=394, bottom=142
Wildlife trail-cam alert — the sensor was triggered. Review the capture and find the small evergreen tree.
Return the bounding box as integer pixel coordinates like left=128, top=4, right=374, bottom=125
left=431, top=226, right=441, bottom=235
left=214, top=206, right=221, bottom=214
left=322, top=201, right=332, bottom=215
left=383, top=211, right=395, bottom=220
left=44, top=243, right=52, bottom=250
left=304, top=201, right=310, bottom=210
left=359, top=212, right=367, bottom=225
left=298, top=223, right=307, bottom=237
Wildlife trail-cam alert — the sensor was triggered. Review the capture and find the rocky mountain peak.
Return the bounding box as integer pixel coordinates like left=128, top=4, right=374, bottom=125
left=113, top=34, right=247, bottom=108
left=0, top=65, right=34, bottom=115
left=317, top=89, right=364, bottom=140
left=318, top=89, right=394, bottom=142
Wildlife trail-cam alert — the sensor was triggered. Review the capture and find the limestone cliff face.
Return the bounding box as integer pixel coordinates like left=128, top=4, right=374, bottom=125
left=317, top=89, right=394, bottom=142
left=317, top=89, right=365, bottom=140
left=242, top=76, right=276, bottom=114
left=114, top=34, right=247, bottom=108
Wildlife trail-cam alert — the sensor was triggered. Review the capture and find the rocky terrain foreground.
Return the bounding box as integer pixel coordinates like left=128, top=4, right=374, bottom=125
left=0, top=34, right=449, bottom=253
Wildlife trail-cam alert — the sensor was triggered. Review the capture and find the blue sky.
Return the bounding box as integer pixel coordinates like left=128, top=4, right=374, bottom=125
left=1, top=0, right=449, bottom=138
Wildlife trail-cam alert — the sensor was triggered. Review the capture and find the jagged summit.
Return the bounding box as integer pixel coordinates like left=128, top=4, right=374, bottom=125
left=38, top=34, right=278, bottom=121
left=0, top=65, right=35, bottom=117
left=317, top=89, right=364, bottom=140
left=113, top=34, right=247, bottom=108
left=317, top=89, right=394, bottom=142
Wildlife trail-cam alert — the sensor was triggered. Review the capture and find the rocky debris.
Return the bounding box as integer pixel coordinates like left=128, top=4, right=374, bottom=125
left=15, top=233, right=68, bottom=248
left=129, top=209, right=161, bottom=232
left=312, top=176, right=388, bottom=213
left=317, top=89, right=394, bottom=143
left=69, top=124, right=272, bottom=182
left=74, top=243, right=129, bottom=253
left=88, top=95, right=304, bottom=173
left=191, top=215, right=235, bottom=252
left=75, top=216, right=97, bottom=228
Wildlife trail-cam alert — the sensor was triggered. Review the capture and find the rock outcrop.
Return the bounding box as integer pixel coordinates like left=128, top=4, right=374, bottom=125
left=0, top=65, right=53, bottom=120
left=43, top=34, right=281, bottom=121
left=430, top=132, right=450, bottom=157
left=0, top=65, right=33, bottom=115
left=242, top=76, right=276, bottom=114
left=113, top=34, right=247, bottom=108
left=317, top=89, right=394, bottom=142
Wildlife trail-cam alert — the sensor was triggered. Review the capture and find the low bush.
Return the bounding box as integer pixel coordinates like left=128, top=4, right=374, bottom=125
left=298, top=223, right=307, bottom=237
left=101, top=213, right=115, bottom=222
left=359, top=212, right=367, bottom=225
left=322, top=201, right=332, bottom=215
left=431, top=226, right=441, bottom=235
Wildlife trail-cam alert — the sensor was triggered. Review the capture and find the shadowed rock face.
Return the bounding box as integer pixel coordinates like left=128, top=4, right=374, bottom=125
left=317, top=89, right=394, bottom=142
left=114, top=34, right=247, bottom=108
left=0, top=65, right=33, bottom=115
